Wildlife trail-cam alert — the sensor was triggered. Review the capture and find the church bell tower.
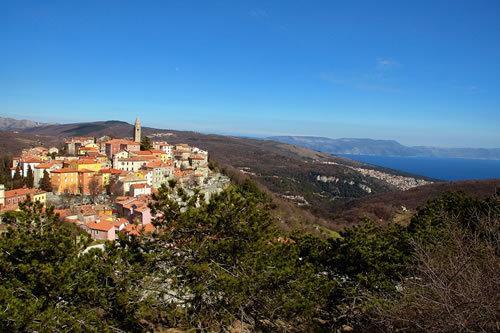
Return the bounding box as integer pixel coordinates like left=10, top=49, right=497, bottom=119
left=134, top=117, right=141, bottom=143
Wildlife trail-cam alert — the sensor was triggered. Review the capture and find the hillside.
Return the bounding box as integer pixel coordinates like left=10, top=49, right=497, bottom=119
left=22, top=120, right=132, bottom=137
left=271, top=136, right=500, bottom=160
left=0, top=131, right=61, bottom=156
left=2, top=120, right=434, bottom=225
left=330, top=179, right=500, bottom=228
left=0, top=117, right=49, bottom=131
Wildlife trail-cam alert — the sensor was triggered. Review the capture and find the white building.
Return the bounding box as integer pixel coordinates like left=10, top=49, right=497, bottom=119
left=114, top=156, right=155, bottom=172
left=130, top=183, right=152, bottom=197
left=153, top=141, right=174, bottom=158
left=11, top=158, right=42, bottom=178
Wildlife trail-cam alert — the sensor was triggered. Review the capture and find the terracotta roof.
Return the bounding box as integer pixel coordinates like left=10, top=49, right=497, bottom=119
left=132, top=151, right=153, bottom=156
left=115, top=196, right=150, bottom=208
left=130, top=183, right=149, bottom=189
left=4, top=188, right=45, bottom=198
left=52, top=168, right=79, bottom=173
left=149, top=149, right=166, bottom=154
left=78, top=168, right=96, bottom=173
left=86, top=221, right=114, bottom=232
left=145, top=160, right=162, bottom=168
left=100, top=168, right=122, bottom=174
left=122, top=223, right=155, bottom=236
left=85, top=151, right=104, bottom=157
left=145, top=160, right=172, bottom=168
left=35, top=162, right=56, bottom=169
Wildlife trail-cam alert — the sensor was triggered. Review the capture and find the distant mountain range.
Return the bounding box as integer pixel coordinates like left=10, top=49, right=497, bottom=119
left=0, top=117, right=49, bottom=131
left=269, top=136, right=500, bottom=160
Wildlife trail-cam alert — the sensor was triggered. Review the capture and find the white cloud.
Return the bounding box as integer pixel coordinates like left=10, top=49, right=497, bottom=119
left=376, top=58, right=401, bottom=70
left=249, top=8, right=269, bottom=19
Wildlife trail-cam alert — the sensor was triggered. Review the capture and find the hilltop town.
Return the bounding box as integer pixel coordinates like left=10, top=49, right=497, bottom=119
left=0, top=117, right=230, bottom=240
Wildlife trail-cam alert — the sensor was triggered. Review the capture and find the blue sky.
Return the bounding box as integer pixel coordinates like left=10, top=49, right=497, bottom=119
left=1, top=1, right=499, bottom=148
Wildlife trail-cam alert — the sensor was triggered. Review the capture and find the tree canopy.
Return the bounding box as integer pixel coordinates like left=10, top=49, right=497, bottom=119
left=24, top=165, right=34, bottom=188
left=38, top=170, right=52, bottom=192
left=0, top=184, right=497, bottom=332
left=140, top=136, right=152, bottom=151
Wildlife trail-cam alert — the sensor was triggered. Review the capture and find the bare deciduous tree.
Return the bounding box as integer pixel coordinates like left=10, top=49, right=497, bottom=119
left=373, top=213, right=499, bottom=332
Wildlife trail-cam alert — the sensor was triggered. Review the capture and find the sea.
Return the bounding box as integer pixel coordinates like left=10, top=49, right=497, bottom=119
left=339, top=154, right=500, bottom=181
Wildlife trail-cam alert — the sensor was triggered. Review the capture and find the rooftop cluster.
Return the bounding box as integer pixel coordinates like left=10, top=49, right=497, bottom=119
left=1, top=117, right=230, bottom=241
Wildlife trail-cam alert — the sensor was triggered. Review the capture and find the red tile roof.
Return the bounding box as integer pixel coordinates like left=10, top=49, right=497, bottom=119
left=132, top=151, right=153, bottom=156
left=4, top=188, right=45, bottom=198
left=99, top=168, right=122, bottom=174
left=130, top=183, right=149, bottom=189
left=122, top=223, right=155, bottom=236
left=149, top=149, right=165, bottom=154
left=35, top=162, right=57, bottom=169
left=52, top=168, right=79, bottom=173
left=85, top=151, right=104, bottom=157
left=86, top=221, right=114, bottom=232
left=145, top=160, right=162, bottom=168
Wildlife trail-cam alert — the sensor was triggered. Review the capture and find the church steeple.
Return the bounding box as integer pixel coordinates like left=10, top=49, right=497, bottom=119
left=134, top=117, right=141, bottom=143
